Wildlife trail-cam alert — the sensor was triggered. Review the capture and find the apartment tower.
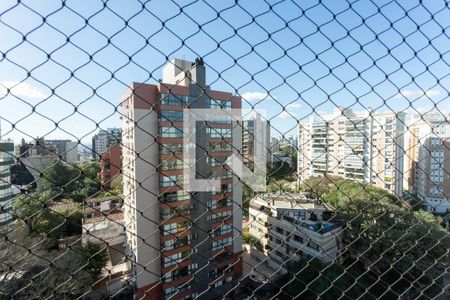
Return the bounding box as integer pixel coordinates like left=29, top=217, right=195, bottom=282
left=298, top=108, right=406, bottom=196
left=405, top=112, right=450, bottom=213
left=121, top=58, right=243, bottom=299
left=242, top=114, right=270, bottom=168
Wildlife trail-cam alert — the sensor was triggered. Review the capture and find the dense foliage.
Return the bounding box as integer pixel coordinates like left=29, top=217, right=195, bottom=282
left=299, top=175, right=344, bottom=199
left=282, top=180, right=449, bottom=299
left=12, top=160, right=100, bottom=238
left=268, top=161, right=292, bottom=181
left=41, top=160, right=101, bottom=201
left=13, top=193, right=83, bottom=238
left=10, top=161, right=35, bottom=187
left=0, top=242, right=107, bottom=299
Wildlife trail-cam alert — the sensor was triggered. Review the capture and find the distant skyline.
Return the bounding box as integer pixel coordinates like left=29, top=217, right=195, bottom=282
left=1, top=0, right=449, bottom=144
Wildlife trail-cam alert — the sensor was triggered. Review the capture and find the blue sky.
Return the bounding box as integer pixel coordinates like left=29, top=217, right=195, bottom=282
left=0, top=0, right=449, bottom=144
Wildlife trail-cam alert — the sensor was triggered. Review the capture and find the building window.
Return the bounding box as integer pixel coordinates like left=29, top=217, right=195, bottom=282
left=163, top=250, right=191, bottom=267
left=208, top=127, right=232, bottom=138
left=162, top=222, right=190, bottom=236
left=160, top=93, right=194, bottom=106
left=210, top=224, right=232, bottom=237
left=160, top=158, right=185, bottom=170
left=160, top=191, right=190, bottom=202
left=209, top=98, right=232, bottom=109
left=160, top=175, right=185, bottom=187
left=307, top=241, right=320, bottom=251
left=207, top=210, right=232, bottom=222
left=208, top=142, right=232, bottom=152
left=160, top=126, right=185, bottom=138
left=211, top=236, right=233, bottom=251
left=160, top=143, right=184, bottom=154
left=294, top=235, right=303, bottom=243
left=160, top=110, right=183, bottom=122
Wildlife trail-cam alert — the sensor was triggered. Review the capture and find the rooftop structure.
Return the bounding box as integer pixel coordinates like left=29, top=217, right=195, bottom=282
left=249, top=193, right=342, bottom=265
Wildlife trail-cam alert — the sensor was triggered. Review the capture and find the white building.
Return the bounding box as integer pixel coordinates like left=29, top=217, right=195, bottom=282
left=249, top=193, right=343, bottom=265
left=242, top=114, right=270, bottom=167
left=298, top=108, right=406, bottom=196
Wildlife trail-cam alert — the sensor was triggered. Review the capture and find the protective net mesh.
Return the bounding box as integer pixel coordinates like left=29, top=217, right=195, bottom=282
left=0, top=0, right=449, bottom=299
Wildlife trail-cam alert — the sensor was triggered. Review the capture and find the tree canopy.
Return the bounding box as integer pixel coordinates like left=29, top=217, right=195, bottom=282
left=40, top=161, right=101, bottom=201
left=0, top=242, right=107, bottom=299
left=300, top=175, right=344, bottom=200
left=321, top=181, right=449, bottom=298
left=13, top=193, right=83, bottom=238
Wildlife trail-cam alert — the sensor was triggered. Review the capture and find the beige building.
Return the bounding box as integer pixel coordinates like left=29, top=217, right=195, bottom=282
left=298, top=108, right=406, bottom=196
left=404, top=113, right=450, bottom=213
left=249, top=193, right=342, bottom=265
left=121, top=58, right=243, bottom=300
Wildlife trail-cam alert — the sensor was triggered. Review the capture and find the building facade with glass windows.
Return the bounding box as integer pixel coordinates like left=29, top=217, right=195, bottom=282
left=0, top=141, right=15, bottom=234
left=121, top=58, right=243, bottom=300
left=297, top=108, right=406, bottom=196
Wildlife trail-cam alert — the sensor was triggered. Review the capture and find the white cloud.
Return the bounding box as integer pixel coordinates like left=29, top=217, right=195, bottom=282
left=394, top=90, right=415, bottom=98
left=0, top=81, right=49, bottom=99
left=286, top=102, right=302, bottom=110
left=275, top=102, right=302, bottom=119
left=278, top=110, right=297, bottom=119
left=394, top=89, right=441, bottom=99
left=424, top=90, right=441, bottom=98
left=241, top=91, right=276, bottom=102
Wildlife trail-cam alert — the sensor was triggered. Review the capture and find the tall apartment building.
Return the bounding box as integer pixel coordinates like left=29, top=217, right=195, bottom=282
left=45, top=139, right=78, bottom=162
left=121, top=58, right=243, bottom=299
left=405, top=113, right=450, bottom=213
left=0, top=141, right=15, bottom=234
left=298, top=108, right=406, bottom=196
left=92, top=128, right=122, bottom=160
left=242, top=115, right=270, bottom=168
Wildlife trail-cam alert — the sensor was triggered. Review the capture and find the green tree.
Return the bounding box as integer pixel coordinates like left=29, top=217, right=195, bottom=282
left=300, top=175, right=344, bottom=200
left=279, top=258, right=391, bottom=300
left=79, top=243, right=108, bottom=276
left=0, top=243, right=108, bottom=299
left=40, top=161, right=79, bottom=199
left=404, top=191, right=426, bottom=211
left=242, top=184, right=256, bottom=217
left=322, top=181, right=449, bottom=298
left=13, top=193, right=83, bottom=238
left=10, top=161, right=36, bottom=188
left=242, top=232, right=263, bottom=251
left=40, top=161, right=101, bottom=201
left=268, top=161, right=291, bottom=180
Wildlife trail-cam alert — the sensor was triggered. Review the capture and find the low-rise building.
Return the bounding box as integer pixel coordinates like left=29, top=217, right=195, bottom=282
left=82, top=196, right=124, bottom=246
left=249, top=193, right=342, bottom=266
left=82, top=196, right=131, bottom=298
